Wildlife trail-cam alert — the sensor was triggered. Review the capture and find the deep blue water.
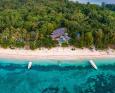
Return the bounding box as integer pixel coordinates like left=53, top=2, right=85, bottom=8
left=0, top=59, right=115, bottom=93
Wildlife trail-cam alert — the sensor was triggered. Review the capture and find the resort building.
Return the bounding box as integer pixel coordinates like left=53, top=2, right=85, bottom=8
left=51, top=28, right=70, bottom=45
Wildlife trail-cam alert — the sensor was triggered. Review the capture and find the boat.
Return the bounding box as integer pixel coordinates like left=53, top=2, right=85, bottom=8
left=89, top=60, right=98, bottom=70
left=28, top=61, right=32, bottom=69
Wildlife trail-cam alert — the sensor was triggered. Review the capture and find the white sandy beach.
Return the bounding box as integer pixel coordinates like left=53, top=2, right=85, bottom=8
left=0, top=47, right=115, bottom=60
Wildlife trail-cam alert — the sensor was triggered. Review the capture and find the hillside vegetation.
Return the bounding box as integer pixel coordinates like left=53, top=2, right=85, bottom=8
left=0, top=0, right=115, bottom=49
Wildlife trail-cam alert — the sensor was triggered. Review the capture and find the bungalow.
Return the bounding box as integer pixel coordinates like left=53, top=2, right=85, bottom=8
left=51, top=28, right=70, bottom=45
left=59, top=35, right=70, bottom=43
left=50, top=28, right=65, bottom=39
left=76, top=32, right=80, bottom=40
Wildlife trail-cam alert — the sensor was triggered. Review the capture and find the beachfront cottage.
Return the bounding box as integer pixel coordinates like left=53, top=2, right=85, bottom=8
left=51, top=28, right=65, bottom=39
left=50, top=28, right=70, bottom=45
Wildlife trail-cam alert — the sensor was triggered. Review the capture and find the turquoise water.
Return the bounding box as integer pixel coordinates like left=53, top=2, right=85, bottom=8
left=0, top=58, right=115, bottom=93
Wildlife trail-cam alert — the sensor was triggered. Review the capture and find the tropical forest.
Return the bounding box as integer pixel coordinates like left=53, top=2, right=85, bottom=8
left=0, top=0, right=115, bottom=49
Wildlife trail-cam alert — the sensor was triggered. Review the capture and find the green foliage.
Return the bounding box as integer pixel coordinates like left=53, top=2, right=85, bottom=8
left=85, top=32, right=94, bottom=47
left=61, top=42, right=69, bottom=47
left=0, top=0, right=114, bottom=49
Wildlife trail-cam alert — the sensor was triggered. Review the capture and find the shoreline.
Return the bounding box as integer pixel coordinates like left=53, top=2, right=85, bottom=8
left=0, top=47, right=115, bottom=60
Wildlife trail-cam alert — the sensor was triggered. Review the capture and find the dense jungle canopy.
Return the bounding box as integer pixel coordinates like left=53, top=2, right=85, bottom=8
left=0, top=0, right=115, bottom=49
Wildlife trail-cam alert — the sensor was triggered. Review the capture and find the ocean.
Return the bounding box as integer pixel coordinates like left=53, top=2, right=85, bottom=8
left=0, top=58, right=115, bottom=93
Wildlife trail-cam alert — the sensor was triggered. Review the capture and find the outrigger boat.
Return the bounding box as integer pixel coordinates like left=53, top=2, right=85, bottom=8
left=28, top=61, right=32, bottom=69
left=89, top=60, right=98, bottom=70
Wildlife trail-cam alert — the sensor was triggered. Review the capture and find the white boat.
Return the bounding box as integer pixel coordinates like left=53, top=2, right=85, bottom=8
left=89, top=60, right=98, bottom=70
left=28, top=61, right=32, bottom=69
